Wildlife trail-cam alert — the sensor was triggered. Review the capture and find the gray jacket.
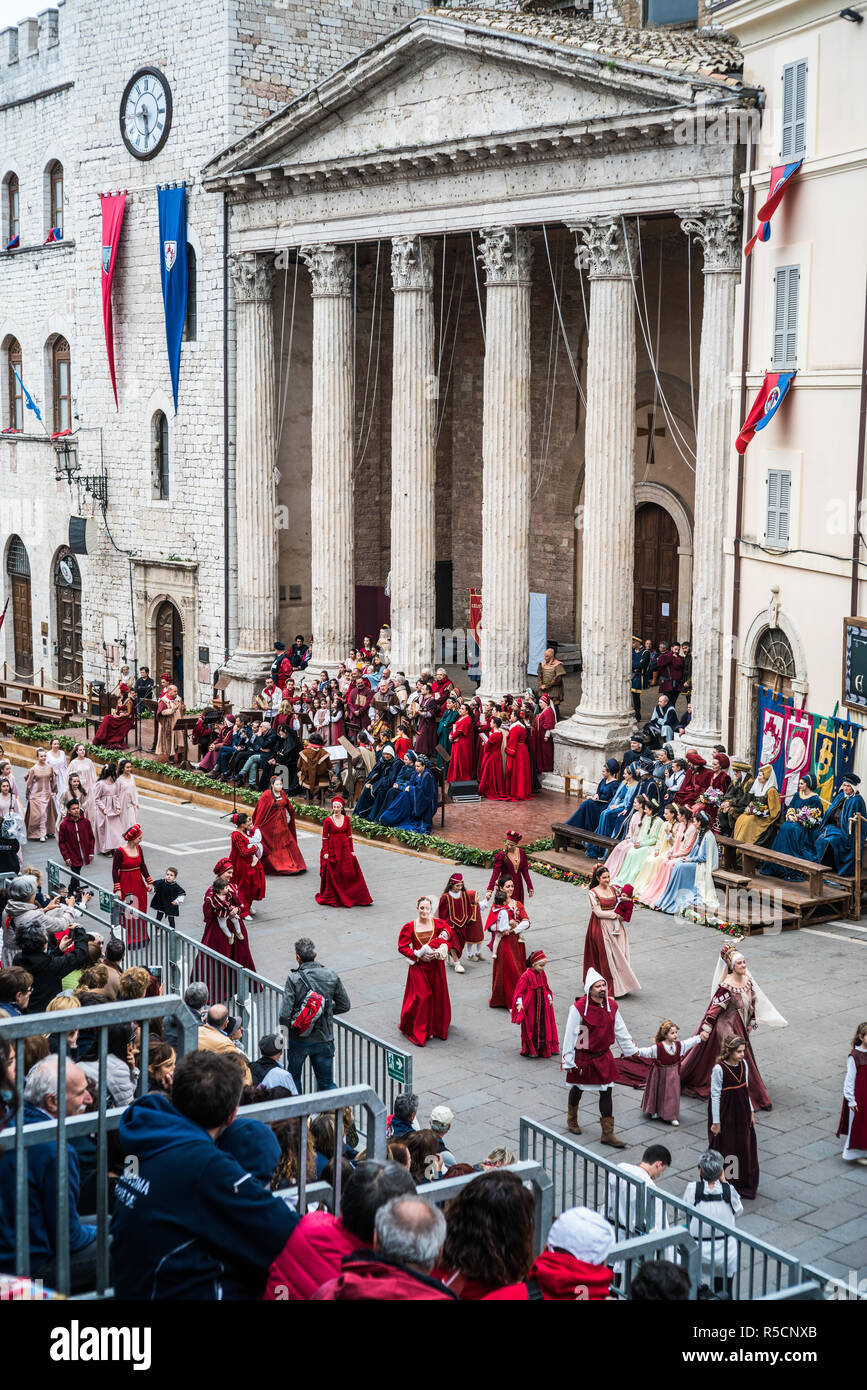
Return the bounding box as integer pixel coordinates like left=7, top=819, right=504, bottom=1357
left=279, top=960, right=351, bottom=1047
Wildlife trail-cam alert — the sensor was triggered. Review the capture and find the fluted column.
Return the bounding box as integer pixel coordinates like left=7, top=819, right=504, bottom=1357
left=227, top=250, right=278, bottom=679
left=678, top=208, right=741, bottom=749
left=300, top=244, right=354, bottom=670
left=390, top=236, right=436, bottom=676
left=477, top=226, right=533, bottom=699
left=554, top=218, right=637, bottom=781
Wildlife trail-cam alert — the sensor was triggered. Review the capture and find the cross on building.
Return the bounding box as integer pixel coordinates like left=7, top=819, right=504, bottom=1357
left=638, top=410, right=666, bottom=468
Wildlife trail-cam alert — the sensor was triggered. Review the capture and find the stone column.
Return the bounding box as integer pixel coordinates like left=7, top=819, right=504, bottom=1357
left=554, top=218, right=637, bottom=783
left=678, top=208, right=741, bottom=750
left=300, top=243, right=354, bottom=671
left=223, top=250, right=278, bottom=703
left=390, top=235, right=436, bottom=676
left=477, top=226, right=533, bottom=700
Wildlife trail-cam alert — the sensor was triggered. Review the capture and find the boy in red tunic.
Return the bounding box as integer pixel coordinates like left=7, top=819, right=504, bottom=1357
left=436, top=871, right=484, bottom=968
left=57, top=800, right=95, bottom=895
left=561, top=967, right=639, bottom=1147
left=511, top=950, right=559, bottom=1058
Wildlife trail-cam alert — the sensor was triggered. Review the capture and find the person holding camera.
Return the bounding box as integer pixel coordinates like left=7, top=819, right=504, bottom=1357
left=7, top=874, right=97, bottom=1011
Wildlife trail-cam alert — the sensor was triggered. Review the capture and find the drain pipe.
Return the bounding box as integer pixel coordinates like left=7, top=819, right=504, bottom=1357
left=850, top=275, right=867, bottom=616
left=223, top=192, right=230, bottom=665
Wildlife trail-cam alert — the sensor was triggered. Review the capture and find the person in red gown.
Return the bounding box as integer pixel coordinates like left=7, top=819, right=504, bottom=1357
left=485, top=883, right=530, bottom=1010
left=435, top=871, right=485, bottom=969
left=709, top=1035, right=760, bottom=1200
left=675, top=750, right=713, bottom=808
left=252, top=774, right=307, bottom=875
left=316, top=796, right=373, bottom=907
left=486, top=830, right=534, bottom=905
left=194, top=875, right=258, bottom=1001
left=478, top=716, right=507, bottom=800
left=511, top=949, right=559, bottom=1058
left=446, top=703, right=475, bottom=783
left=228, top=810, right=266, bottom=917
left=504, top=713, right=533, bottom=801
left=112, top=823, right=153, bottom=949
left=695, top=752, right=732, bottom=826
left=530, top=694, right=556, bottom=788
left=94, top=684, right=136, bottom=749
left=398, top=896, right=452, bottom=1047
left=680, top=945, right=786, bottom=1111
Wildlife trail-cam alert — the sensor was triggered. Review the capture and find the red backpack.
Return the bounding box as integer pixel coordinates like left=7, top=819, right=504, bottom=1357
left=290, top=967, right=325, bottom=1036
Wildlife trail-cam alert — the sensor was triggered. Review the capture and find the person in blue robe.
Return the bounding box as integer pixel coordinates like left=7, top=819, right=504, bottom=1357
left=354, top=746, right=397, bottom=820
left=584, top=769, right=643, bottom=860
left=407, top=756, right=438, bottom=833
left=377, top=752, right=419, bottom=826
left=566, top=758, right=620, bottom=833
left=759, top=773, right=825, bottom=881
left=814, top=776, right=867, bottom=876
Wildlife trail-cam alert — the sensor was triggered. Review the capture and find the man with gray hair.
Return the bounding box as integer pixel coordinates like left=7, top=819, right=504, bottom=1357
left=9, top=875, right=97, bottom=1011
left=0, top=1057, right=97, bottom=1292
left=279, top=937, right=350, bottom=1093
left=682, top=1150, right=743, bottom=1295
left=314, top=1196, right=455, bottom=1300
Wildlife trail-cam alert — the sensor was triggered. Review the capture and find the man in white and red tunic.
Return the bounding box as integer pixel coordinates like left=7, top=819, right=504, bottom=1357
left=562, top=967, right=639, bottom=1148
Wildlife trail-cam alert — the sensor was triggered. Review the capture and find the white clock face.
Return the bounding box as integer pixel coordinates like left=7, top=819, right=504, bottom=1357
left=120, top=68, right=172, bottom=160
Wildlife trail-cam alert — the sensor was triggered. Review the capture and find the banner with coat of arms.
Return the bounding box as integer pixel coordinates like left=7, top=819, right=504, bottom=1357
left=157, top=184, right=188, bottom=412
left=755, top=684, right=860, bottom=806
left=100, top=192, right=127, bottom=409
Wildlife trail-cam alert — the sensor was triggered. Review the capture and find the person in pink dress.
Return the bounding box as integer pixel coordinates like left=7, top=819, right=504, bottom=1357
left=316, top=797, right=373, bottom=908
left=229, top=811, right=266, bottom=918
left=634, top=1018, right=709, bottom=1125
left=24, top=750, right=57, bottom=842
left=91, top=764, right=124, bottom=855
left=599, top=805, right=643, bottom=883
left=582, top=865, right=640, bottom=999
left=398, top=896, right=451, bottom=1047
left=640, top=803, right=697, bottom=908
left=486, top=830, right=534, bottom=906
left=115, top=758, right=140, bottom=835
left=478, top=716, right=507, bottom=800
left=194, top=875, right=258, bottom=1000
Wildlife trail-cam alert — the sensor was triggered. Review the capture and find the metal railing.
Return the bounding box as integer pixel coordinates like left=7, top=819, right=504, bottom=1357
left=45, top=860, right=413, bottom=1115
left=417, top=1160, right=556, bottom=1258
left=519, top=1117, right=865, bottom=1301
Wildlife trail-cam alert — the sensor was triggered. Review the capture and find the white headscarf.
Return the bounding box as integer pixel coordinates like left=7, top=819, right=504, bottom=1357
left=547, top=1207, right=615, bottom=1265
left=748, top=764, right=778, bottom=797
left=711, top=947, right=787, bottom=1028
left=582, top=966, right=610, bottom=1012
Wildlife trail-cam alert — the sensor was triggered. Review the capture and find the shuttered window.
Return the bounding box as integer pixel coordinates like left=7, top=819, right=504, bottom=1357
left=766, top=469, right=791, bottom=548
left=772, top=265, right=799, bottom=370
left=781, top=60, right=807, bottom=159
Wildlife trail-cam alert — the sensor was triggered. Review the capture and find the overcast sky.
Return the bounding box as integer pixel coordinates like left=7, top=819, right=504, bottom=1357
left=0, top=0, right=39, bottom=30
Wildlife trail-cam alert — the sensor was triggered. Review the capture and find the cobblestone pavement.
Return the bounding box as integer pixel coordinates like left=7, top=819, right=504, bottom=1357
left=17, top=779, right=867, bottom=1281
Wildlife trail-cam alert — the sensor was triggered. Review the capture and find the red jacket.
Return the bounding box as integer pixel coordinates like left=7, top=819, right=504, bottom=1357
left=263, top=1211, right=364, bottom=1301
left=57, top=814, right=95, bottom=868
left=483, top=1250, right=613, bottom=1301
left=313, top=1250, right=458, bottom=1301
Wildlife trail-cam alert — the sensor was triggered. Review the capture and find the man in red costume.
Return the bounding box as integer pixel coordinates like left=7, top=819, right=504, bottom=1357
left=271, top=642, right=293, bottom=692
left=562, top=967, right=639, bottom=1147
left=675, top=750, right=713, bottom=808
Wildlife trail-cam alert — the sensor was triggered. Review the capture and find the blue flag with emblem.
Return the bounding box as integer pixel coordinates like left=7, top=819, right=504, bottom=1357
left=157, top=185, right=188, bottom=413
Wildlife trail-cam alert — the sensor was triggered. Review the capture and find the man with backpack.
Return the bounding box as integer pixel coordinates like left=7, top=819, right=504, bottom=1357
left=682, top=1149, right=743, bottom=1296
left=279, top=936, right=351, bottom=1092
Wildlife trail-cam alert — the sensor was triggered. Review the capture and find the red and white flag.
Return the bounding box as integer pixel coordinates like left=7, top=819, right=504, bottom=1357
left=100, top=193, right=127, bottom=409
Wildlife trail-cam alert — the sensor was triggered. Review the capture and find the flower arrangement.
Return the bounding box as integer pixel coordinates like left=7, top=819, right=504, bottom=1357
left=748, top=798, right=769, bottom=818
left=701, top=787, right=724, bottom=806
left=793, top=805, right=822, bottom=827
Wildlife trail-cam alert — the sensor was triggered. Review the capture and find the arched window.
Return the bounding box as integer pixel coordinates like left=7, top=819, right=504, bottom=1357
left=152, top=410, right=169, bottom=499
left=6, top=174, right=19, bottom=245
left=49, top=161, right=64, bottom=236
left=183, top=243, right=197, bottom=341
left=755, top=627, right=795, bottom=699
left=52, top=337, right=71, bottom=432
left=7, top=339, right=23, bottom=430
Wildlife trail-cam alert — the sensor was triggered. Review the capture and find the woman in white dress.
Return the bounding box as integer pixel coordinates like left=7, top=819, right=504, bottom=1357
left=46, top=736, right=68, bottom=813
left=0, top=775, right=27, bottom=844
left=116, top=758, right=140, bottom=834
left=91, top=763, right=125, bottom=855
left=59, top=771, right=92, bottom=819
left=67, top=743, right=98, bottom=798
left=0, top=759, right=19, bottom=801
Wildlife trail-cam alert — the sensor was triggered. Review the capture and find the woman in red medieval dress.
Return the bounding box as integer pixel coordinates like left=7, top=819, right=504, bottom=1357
left=478, top=716, right=507, bottom=801
left=486, top=830, right=534, bottom=906
left=112, top=823, right=153, bottom=949
left=504, top=713, right=533, bottom=801
left=510, top=949, right=559, bottom=1058
left=446, top=704, right=475, bottom=783
left=530, top=693, right=556, bottom=788
left=485, top=881, right=529, bottom=1010
left=252, top=773, right=307, bottom=875
left=94, top=684, right=136, bottom=750
left=194, top=875, right=258, bottom=1001
left=315, top=796, right=373, bottom=908
left=228, top=811, right=266, bottom=918
left=398, top=896, right=451, bottom=1047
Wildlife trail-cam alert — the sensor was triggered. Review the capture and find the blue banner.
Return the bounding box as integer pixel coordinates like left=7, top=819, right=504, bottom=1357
left=157, top=186, right=188, bottom=412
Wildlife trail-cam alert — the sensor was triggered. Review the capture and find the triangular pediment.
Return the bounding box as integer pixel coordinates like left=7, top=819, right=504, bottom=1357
left=205, top=14, right=734, bottom=183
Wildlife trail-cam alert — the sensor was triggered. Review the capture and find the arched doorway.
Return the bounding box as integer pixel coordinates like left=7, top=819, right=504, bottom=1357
left=755, top=626, right=795, bottom=701
left=633, top=503, right=679, bottom=646
left=6, top=535, right=33, bottom=679
left=54, top=550, right=83, bottom=686
left=155, top=599, right=184, bottom=696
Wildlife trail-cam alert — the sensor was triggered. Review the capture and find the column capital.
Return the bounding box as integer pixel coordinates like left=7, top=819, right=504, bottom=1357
left=299, top=243, right=352, bottom=297
left=570, top=217, right=637, bottom=279
left=228, top=249, right=276, bottom=305
left=678, top=206, right=742, bottom=273
left=477, top=226, right=533, bottom=286
left=391, top=234, right=434, bottom=292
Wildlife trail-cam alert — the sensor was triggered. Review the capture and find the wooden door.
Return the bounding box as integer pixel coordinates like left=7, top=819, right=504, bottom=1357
left=633, top=504, right=679, bottom=647
left=155, top=602, right=176, bottom=682
left=11, top=575, right=33, bottom=679
left=56, top=584, right=82, bottom=685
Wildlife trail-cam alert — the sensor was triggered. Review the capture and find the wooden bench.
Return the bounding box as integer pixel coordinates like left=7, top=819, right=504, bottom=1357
left=0, top=712, right=33, bottom=732
left=552, top=821, right=617, bottom=856
left=715, top=834, right=832, bottom=899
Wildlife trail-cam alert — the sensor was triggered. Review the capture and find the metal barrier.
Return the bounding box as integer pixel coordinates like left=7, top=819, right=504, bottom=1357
left=518, top=1116, right=864, bottom=1301
left=45, top=860, right=413, bottom=1116
left=607, top=1227, right=701, bottom=1299
left=417, top=1159, right=556, bottom=1258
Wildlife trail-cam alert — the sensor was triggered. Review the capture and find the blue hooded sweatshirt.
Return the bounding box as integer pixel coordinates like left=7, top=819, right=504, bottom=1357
left=0, top=1102, right=97, bottom=1271
left=111, top=1093, right=297, bottom=1300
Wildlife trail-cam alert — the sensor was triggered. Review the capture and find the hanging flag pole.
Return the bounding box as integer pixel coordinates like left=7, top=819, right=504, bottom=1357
left=157, top=183, right=189, bottom=413
left=11, top=367, right=51, bottom=439
left=100, top=191, right=128, bottom=409
left=735, top=370, right=797, bottom=454
left=744, top=160, right=803, bottom=256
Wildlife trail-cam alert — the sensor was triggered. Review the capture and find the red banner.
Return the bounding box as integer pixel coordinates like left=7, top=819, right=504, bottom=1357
left=100, top=193, right=127, bottom=409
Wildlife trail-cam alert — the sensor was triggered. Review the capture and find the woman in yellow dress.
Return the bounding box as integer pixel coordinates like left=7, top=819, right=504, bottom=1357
left=733, top=765, right=781, bottom=847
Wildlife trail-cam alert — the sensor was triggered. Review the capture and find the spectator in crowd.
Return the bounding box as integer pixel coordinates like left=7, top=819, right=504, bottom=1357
left=79, top=1022, right=139, bottom=1109
left=313, top=1195, right=456, bottom=1300
left=264, top=1157, right=416, bottom=1300
left=103, top=935, right=125, bottom=991
left=11, top=899, right=97, bottom=1013
left=270, top=1115, right=317, bottom=1192
left=386, top=1090, right=419, bottom=1141
left=0, top=1056, right=97, bottom=1293
left=404, top=1128, right=445, bottom=1185
left=310, top=1108, right=359, bottom=1177
left=278, top=938, right=351, bottom=1093
left=643, top=693, right=679, bottom=750
left=485, top=1205, right=616, bottom=1302
left=630, top=1259, right=691, bottom=1301
left=146, top=1040, right=176, bottom=1094
left=110, top=1051, right=298, bottom=1299
left=435, top=1169, right=534, bottom=1299
left=387, top=1141, right=411, bottom=1169
left=0, top=966, right=33, bottom=1017
left=682, top=1149, right=743, bottom=1295
left=429, top=1104, right=456, bottom=1168
left=476, top=1146, right=517, bottom=1171
left=197, top=1004, right=252, bottom=1084
left=162, top=981, right=208, bottom=1054
left=217, top=1114, right=282, bottom=1187
left=605, top=1144, right=671, bottom=1252
left=249, top=1032, right=298, bottom=1094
